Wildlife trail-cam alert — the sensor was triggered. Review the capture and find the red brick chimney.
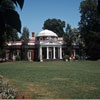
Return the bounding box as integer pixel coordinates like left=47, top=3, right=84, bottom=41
left=32, top=32, right=35, bottom=37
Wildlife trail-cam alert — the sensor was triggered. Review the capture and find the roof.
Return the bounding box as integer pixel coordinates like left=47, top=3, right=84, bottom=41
left=36, top=29, right=58, bottom=37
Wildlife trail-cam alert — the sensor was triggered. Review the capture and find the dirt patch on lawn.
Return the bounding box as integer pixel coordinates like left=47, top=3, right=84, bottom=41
left=0, top=77, right=32, bottom=99
left=24, top=82, right=55, bottom=99
left=75, top=85, right=99, bottom=91
left=4, top=80, right=56, bottom=99
left=0, top=62, right=11, bottom=65
left=1, top=77, right=68, bottom=99
left=0, top=76, right=15, bottom=89
left=51, top=77, right=70, bottom=81
left=84, top=86, right=99, bottom=91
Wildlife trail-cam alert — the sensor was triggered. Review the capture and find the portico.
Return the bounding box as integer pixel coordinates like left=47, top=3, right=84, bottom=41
left=39, top=46, right=63, bottom=61
left=36, top=29, right=64, bottom=61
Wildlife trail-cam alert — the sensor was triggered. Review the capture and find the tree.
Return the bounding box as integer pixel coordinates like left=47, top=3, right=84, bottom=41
left=64, top=24, right=83, bottom=57
left=0, top=0, right=24, bottom=59
left=6, top=28, right=19, bottom=42
left=79, top=0, right=100, bottom=60
left=21, top=27, right=29, bottom=43
left=64, top=24, right=72, bottom=56
left=66, top=24, right=72, bottom=35
left=21, top=27, right=29, bottom=60
left=71, top=28, right=80, bottom=43
left=64, top=24, right=79, bottom=56
left=72, top=28, right=85, bottom=59
left=0, top=0, right=24, bottom=32
left=97, top=0, right=100, bottom=14
left=0, top=0, right=15, bottom=10
left=0, top=0, right=19, bottom=42
left=43, top=18, right=65, bottom=37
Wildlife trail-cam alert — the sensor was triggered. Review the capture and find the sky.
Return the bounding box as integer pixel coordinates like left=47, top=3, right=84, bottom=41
left=16, top=0, right=83, bottom=37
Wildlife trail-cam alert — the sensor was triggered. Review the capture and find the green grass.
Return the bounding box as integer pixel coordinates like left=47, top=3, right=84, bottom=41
left=0, top=61, right=100, bottom=99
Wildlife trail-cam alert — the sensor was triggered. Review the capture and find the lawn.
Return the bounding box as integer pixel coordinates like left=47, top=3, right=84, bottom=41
left=0, top=61, right=100, bottom=99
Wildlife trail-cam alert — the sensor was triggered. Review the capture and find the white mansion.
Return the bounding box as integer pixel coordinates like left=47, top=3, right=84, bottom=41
left=6, top=29, right=77, bottom=61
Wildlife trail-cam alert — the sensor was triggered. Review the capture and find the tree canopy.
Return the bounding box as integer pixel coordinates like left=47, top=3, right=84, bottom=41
left=63, top=24, right=81, bottom=56
left=21, top=27, right=29, bottom=44
left=0, top=0, right=24, bottom=33
left=6, top=28, right=19, bottom=42
left=43, top=18, right=65, bottom=37
left=21, top=27, right=29, bottom=60
left=79, top=0, right=100, bottom=60
left=0, top=0, right=24, bottom=58
left=98, top=0, right=100, bottom=14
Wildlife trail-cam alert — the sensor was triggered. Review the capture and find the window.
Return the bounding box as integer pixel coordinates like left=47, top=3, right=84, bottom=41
left=39, top=37, right=43, bottom=41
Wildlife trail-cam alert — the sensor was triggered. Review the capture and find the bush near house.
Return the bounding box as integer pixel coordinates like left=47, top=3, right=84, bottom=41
left=75, top=55, right=80, bottom=60
left=63, top=55, right=69, bottom=61
left=15, top=56, right=21, bottom=61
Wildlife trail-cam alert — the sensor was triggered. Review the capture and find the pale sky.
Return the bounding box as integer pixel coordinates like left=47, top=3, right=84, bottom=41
left=16, top=0, right=83, bottom=37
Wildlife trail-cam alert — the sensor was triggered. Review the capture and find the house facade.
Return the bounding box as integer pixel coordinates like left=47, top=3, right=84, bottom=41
left=6, top=29, right=77, bottom=61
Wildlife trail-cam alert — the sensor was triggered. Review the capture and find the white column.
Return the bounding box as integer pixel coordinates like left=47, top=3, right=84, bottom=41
left=17, top=50, right=19, bottom=56
left=29, top=51, right=32, bottom=60
left=73, top=49, right=76, bottom=57
left=27, top=51, right=29, bottom=60
left=53, top=47, right=56, bottom=59
left=60, top=46, right=62, bottom=59
left=28, top=51, right=31, bottom=60
left=40, top=47, right=42, bottom=60
left=47, top=47, right=49, bottom=59
left=6, top=53, right=9, bottom=61
left=12, top=51, right=15, bottom=61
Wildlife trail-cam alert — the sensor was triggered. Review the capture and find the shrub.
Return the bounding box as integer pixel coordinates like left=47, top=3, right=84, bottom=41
left=0, top=75, right=18, bottom=99
left=63, top=55, right=69, bottom=60
left=15, top=56, right=21, bottom=61
left=0, top=49, right=6, bottom=61
left=75, top=55, right=80, bottom=60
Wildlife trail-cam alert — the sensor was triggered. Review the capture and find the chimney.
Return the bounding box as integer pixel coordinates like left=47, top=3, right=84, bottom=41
left=32, top=32, right=35, bottom=37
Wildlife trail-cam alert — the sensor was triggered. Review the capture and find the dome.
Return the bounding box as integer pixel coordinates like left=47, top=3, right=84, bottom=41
left=36, top=29, right=58, bottom=37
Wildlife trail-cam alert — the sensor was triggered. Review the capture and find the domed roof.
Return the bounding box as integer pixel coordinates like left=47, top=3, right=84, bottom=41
left=36, top=29, right=58, bottom=37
